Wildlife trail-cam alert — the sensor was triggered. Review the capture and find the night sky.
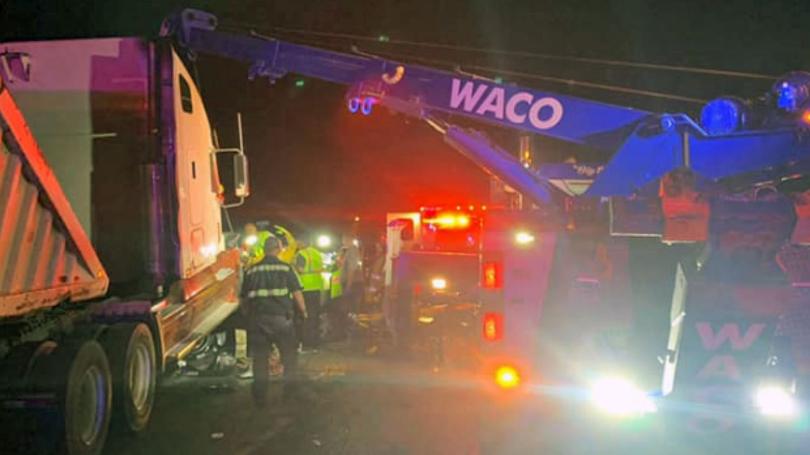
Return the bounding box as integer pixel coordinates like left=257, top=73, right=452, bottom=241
left=2, top=0, right=809, bottom=232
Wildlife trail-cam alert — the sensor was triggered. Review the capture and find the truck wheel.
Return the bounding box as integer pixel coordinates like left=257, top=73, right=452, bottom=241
left=103, top=323, right=156, bottom=434
left=28, top=339, right=112, bottom=455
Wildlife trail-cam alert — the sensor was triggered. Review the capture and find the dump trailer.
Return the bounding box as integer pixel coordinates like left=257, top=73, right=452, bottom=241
left=0, top=37, right=246, bottom=455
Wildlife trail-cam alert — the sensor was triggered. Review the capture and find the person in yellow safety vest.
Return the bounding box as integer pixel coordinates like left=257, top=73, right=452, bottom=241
left=330, top=265, right=343, bottom=300
left=272, top=225, right=298, bottom=264
left=241, top=223, right=273, bottom=267
left=294, top=238, right=324, bottom=351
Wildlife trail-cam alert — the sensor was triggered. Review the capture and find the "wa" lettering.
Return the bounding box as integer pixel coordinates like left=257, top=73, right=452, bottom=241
left=696, top=322, right=766, bottom=351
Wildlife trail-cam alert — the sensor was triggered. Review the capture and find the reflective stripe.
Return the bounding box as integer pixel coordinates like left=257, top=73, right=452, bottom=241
left=246, top=264, right=291, bottom=274
left=246, top=289, right=290, bottom=298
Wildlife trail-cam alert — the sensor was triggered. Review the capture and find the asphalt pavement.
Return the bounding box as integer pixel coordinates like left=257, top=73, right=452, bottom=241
left=102, top=342, right=807, bottom=455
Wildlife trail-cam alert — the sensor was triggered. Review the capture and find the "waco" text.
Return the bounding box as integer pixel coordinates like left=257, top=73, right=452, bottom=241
left=449, top=79, right=564, bottom=130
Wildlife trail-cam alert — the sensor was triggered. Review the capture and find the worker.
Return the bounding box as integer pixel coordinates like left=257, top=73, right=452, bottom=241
left=241, top=223, right=272, bottom=267
left=366, top=238, right=386, bottom=308
left=326, top=247, right=346, bottom=341
left=272, top=224, right=298, bottom=264
left=295, top=238, right=325, bottom=351
left=240, top=236, right=307, bottom=406
left=341, top=233, right=364, bottom=316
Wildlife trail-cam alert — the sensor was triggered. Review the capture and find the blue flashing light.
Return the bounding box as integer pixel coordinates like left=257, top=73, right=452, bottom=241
left=361, top=97, right=374, bottom=116
left=348, top=97, right=361, bottom=113
left=777, top=82, right=799, bottom=112
left=773, top=72, right=810, bottom=113
left=700, top=97, right=745, bottom=136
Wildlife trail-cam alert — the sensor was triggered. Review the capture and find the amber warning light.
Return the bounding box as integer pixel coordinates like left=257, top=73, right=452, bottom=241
left=495, top=365, right=520, bottom=389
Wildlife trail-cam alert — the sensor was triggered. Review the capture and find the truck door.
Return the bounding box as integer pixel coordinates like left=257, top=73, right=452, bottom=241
left=169, top=50, right=222, bottom=279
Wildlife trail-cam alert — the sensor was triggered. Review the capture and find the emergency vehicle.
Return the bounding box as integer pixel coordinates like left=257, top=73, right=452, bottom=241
left=384, top=202, right=640, bottom=390
left=164, top=8, right=810, bottom=432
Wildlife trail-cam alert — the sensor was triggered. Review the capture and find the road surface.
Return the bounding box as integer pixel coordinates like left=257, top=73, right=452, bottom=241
left=100, top=341, right=806, bottom=455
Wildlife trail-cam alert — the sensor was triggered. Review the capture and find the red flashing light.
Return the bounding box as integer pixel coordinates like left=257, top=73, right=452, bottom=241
left=483, top=312, right=503, bottom=341
left=482, top=261, right=502, bottom=289
left=424, top=212, right=471, bottom=229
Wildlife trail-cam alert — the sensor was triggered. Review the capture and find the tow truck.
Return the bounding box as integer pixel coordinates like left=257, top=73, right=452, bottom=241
left=170, top=8, right=810, bottom=433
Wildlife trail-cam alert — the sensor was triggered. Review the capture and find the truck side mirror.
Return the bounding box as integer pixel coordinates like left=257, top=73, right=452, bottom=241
left=215, top=149, right=250, bottom=207
left=232, top=153, right=249, bottom=198
left=214, top=112, right=250, bottom=208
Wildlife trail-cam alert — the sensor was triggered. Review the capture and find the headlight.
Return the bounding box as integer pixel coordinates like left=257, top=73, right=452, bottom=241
left=591, top=377, right=657, bottom=416
left=430, top=277, right=447, bottom=290
left=243, top=234, right=258, bottom=246
left=514, top=231, right=535, bottom=245
left=755, top=384, right=799, bottom=418
left=316, top=235, right=332, bottom=249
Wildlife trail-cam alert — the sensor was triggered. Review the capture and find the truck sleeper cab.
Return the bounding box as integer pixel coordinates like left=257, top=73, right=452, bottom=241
left=0, top=37, right=244, bottom=455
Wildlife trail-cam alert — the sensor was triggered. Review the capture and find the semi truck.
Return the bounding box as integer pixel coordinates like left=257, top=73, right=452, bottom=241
left=0, top=36, right=248, bottom=454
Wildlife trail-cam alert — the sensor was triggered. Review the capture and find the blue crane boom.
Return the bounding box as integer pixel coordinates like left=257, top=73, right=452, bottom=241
left=165, top=11, right=649, bottom=148
left=164, top=9, right=810, bottom=201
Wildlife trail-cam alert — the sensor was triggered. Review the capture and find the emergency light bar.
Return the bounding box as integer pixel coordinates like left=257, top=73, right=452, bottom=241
left=423, top=212, right=472, bottom=229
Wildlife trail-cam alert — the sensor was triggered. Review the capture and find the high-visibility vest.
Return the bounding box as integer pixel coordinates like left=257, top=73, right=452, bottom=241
left=330, top=267, right=343, bottom=299
left=273, top=225, right=298, bottom=264
left=297, top=247, right=324, bottom=292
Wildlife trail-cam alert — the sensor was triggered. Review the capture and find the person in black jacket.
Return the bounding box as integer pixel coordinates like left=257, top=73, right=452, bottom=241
left=241, top=236, right=308, bottom=406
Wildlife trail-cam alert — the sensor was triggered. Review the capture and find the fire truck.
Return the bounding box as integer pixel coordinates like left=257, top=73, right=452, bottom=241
left=166, top=8, right=810, bottom=431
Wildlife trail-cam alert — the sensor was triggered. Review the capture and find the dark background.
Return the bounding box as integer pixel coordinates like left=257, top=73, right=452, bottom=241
left=1, top=0, right=808, bottom=233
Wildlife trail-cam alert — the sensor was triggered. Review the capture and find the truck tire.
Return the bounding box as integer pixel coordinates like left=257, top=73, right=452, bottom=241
left=27, top=339, right=112, bottom=455
left=103, top=323, right=156, bottom=434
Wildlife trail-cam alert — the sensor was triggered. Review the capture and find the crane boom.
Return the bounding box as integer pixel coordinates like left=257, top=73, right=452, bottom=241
left=165, top=10, right=650, bottom=150
left=164, top=9, right=810, bottom=201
